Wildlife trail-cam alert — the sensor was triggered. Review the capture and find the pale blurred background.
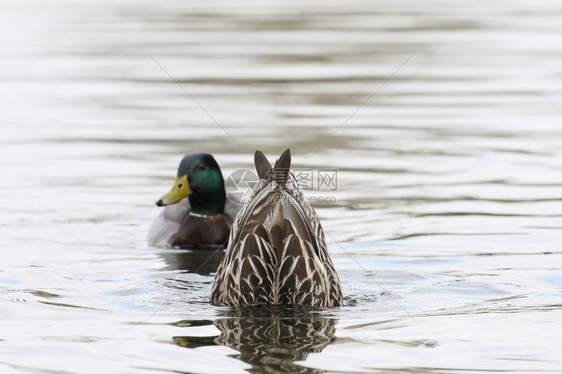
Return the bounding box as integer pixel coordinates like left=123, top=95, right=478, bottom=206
left=1, top=0, right=561, bottom=373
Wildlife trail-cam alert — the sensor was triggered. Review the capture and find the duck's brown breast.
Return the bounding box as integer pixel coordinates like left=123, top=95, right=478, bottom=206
left=169, top=215, right=230, bottom=249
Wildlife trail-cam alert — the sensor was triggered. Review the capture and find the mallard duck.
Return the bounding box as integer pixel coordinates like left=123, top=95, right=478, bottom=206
left=147, top=153, right=241, bottom=249
left=211, top=149, right=343, bottom=307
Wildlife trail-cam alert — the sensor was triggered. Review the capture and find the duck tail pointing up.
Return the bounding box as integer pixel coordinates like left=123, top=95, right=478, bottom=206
left=254, top=148, right=291, bottom=185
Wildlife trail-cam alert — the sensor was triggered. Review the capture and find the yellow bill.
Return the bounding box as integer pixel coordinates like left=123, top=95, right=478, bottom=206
left=156, top=175, right=192, bottom=206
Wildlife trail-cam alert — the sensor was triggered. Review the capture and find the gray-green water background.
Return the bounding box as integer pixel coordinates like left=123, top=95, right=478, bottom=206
left=1, top=0, right=561, bottom=373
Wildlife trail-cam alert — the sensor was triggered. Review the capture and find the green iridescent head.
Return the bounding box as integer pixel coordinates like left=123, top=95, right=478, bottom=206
left=156, top=153, right=226, bottom=216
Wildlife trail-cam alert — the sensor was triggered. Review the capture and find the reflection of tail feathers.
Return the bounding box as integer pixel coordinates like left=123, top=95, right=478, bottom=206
left=172, top=308, right=338, bottom=373
left=215, top=317, right=336, bottom=354
left=214, top=314, right=337, bottom=372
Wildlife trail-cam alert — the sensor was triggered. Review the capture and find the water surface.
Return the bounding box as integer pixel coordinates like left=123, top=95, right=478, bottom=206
left=1, top=0, right=561, bottom=373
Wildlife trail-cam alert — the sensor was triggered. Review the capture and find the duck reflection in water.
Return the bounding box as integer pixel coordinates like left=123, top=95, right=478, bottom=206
left=173, top=306, right=338, bottom=374
left=159, top=248, right=225, bottom=274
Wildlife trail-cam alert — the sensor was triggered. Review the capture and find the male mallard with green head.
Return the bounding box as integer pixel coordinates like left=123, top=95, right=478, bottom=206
left=148, top=153, right=241, bottom=249
left=211, top=149, right=343, bottom=307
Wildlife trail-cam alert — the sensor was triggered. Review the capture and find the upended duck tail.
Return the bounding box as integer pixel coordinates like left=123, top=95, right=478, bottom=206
left=254, top=148, right=291, bottom=185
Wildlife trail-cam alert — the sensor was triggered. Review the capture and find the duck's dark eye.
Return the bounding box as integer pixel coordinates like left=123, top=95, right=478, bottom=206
left=178, top=183, right=183, bottom=189
left=199, top=163, right=206, bottom=170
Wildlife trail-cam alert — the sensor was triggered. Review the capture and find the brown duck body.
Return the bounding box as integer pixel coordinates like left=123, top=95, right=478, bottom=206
left=148, top=197, right=241, bottom=248
left=169, top=214, right=230, bottom=249
left=211, top=149, right=343, bottom=307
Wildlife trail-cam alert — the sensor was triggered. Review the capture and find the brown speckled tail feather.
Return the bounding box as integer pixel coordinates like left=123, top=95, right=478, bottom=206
left=211, top=149, right=343, bottom=307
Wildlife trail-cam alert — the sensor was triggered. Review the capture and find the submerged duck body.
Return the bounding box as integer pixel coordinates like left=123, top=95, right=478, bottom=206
left=148, top=153, right=241, bottom=249
left=211, top=149, right=343, bottom=307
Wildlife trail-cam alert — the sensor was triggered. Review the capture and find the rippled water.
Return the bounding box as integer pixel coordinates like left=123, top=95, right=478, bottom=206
left=1, top=0, right=561, bottom=373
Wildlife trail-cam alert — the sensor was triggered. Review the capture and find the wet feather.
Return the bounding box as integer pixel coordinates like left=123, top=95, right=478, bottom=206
left=211, top=148, right=343, bottom=307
